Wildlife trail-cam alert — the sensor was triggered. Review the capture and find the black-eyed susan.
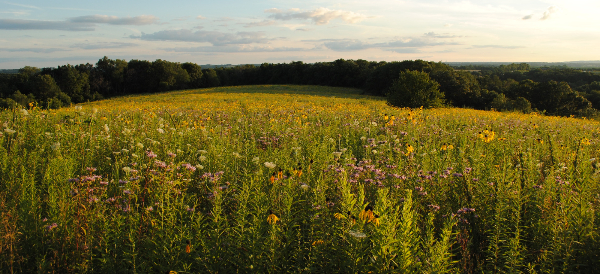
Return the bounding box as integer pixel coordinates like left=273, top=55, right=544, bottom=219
left=267, top=210, right=279, bottom=225
left=368, top=214, right=380, bottom=226
left=404, top=144, right=414, bottom=156
left=359, top=205, right=375, bottom=221
left=185, top=240, right=191, bottom=253
left=536, top=138, right=544, bottom=145
left=312, top=240, right=324, bottom=246
left=478, top=129, right=495, bottom=143
left=277, top=168, right=283, bottom=179
left=581, top=138, right=591, bottom=145
left=270, top=172, right=276, bottom=184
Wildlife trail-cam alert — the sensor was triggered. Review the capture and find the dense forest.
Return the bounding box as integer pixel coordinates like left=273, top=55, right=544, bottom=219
left=1, top=57, right=600, bottom=117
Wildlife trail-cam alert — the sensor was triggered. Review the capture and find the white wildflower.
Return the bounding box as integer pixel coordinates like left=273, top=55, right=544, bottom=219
left=252, top=157, right=260, bottom=164
left=103, top=124, right=109, bottom=133
left=264, top=162, right=276, bottom=169
left=131, top=153, right=139, bottom=158
left=233, top=152, right=242, bottom=158
left=51, top=142, right=60, bottom=151
left=122, top=167, right=133, bottom=173
left=198, top=150, right=208, bottom=154
left=199, top=155, right=207, bottom=162
left=348, top=230, right=367, bottom=238
left=360, top=136, right=367, bottom=141
left=333, top=152, right=342, bottom=158
left=4, top=128, right=16, bottom=134
left=157, top=128, right=165, bottom=134
left=136, top=143, right=144, bottom=149
left=195, top=164, right=204, bottom=170
left=372, top=150, right=378, bottom=154
left=74, top=106, right=82, bottom=111
left=19, top=109, right=29, bottom=116
left=121, top=149, right=129, bottom=153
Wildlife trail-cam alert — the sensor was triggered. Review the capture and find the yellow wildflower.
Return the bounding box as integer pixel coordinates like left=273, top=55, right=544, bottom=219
left=581, top=138, right=591, bottom=145
left=368, top=215, right=380, bottom=226
left=334, top=213, right=346, bottom=220
left=359, top=205, right=374, bottom=221
left=403, top=145, right=414, bottom=156
left=267, top=211, right=279, bottom=225
left=479, top=129, right=495, bottom=143
left=312, top=240, right=324, bottom=246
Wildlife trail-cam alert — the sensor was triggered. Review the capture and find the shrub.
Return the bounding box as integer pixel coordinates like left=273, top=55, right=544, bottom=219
left=386, top=70, right=444, bottom=108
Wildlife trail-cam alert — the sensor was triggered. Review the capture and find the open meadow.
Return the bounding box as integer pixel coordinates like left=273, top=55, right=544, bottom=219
left=1, top=85, right=599, bottom=273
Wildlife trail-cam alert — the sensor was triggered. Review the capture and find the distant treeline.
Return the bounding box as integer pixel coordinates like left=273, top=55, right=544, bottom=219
left=1, top=57, right=600, bottom=117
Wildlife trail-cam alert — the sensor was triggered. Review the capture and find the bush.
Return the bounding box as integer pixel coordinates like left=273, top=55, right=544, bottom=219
left=386, top=70, right=444, bottom=108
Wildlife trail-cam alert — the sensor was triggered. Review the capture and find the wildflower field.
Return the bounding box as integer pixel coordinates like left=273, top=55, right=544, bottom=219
left=1, top=85, right=600, bottom=273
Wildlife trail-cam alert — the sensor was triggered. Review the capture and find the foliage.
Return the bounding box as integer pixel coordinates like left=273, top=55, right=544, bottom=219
left=1, top=85, right=600, bottom=273
left=387, top=70, right=445, bottom=108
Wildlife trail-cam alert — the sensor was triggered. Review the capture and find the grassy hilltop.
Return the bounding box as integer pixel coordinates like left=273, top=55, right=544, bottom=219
left=1, top=85, right=600, bottom=273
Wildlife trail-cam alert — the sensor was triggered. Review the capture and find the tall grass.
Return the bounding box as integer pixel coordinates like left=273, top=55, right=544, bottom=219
left=1, top=85, right=599, bottom=273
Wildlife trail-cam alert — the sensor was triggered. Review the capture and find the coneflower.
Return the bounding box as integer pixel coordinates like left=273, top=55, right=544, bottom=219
left=267, top=210, right=279, bottom=225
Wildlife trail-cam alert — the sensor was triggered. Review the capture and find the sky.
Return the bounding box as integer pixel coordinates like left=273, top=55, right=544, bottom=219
left=0, top=0, right=599, bottom=69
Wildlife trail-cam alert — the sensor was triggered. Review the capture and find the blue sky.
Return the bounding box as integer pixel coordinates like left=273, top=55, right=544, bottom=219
left=0, top=0, right=598, bottom=68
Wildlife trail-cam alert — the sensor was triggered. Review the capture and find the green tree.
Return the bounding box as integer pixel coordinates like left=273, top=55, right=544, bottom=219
left=387, top=70, right=445, bottom=108
left=52, top=64, right=91, bottom=103
left=181, top=62, right=203, bottom=88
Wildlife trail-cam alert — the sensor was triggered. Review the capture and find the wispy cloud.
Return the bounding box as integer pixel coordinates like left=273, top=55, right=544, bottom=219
left=69, top=15, right=158, bottom=25
left=522, top=14, right=533, bottom=20
left=134, top=29, right=270, bottom=46
left=0, top=19, right=94, bottom=31
left=3, top=2, right=40, bottom=10
left=0, top=47, right=67, bottom=53
left=0, top=15, right=159, bottom=31
left=541, top=6, right=557, bottom=20
left=267, top=7, right=370, bottom=25
left=244, top=20, right=277, bottom=28
left=471, top=45, right=524, bottom=49
left=423, top=32, right=461, bottom=39
left=70, top=42, right=138, bottom=50
left=319, top=37, right=461, bottom=52
left=164, top=45, right=303, bottom=53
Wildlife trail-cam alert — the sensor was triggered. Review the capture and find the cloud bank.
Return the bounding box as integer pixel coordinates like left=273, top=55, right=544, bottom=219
left=267, top=7, right=369, bottom=25
left=0, top=15, right=157, bottom=31
left=135, top=29, right=270, bottom=46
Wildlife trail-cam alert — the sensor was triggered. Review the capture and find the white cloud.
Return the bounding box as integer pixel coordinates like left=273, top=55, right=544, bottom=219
left=267, top=7, right=370, bottom=25
left=196, top=15, right=206, bottom=20
left=522, top=14, right=533, bottom=20
left=541, top=6, right=558, bottom=20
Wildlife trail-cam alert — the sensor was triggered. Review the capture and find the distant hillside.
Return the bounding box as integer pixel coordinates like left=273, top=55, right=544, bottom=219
left=446, top=61, right=600, bottom=69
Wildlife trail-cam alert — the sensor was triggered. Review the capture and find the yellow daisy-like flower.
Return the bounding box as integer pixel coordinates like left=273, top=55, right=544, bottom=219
left=312, top=240, right=324, bottom=246
left=368, top=215, right=380, bottom=226
left=334, top=213, right=346, bottom=220
left=536, top=139, right=544, bottom=145
left=404, top=145, right=414, bottom=156
left=359, top=205, right=374, bottom=221
left=479, top=129, right=495, bottom=143
left=581, top=138, right=591, bottom=145
left=267, top=211, right=279, bottom=225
